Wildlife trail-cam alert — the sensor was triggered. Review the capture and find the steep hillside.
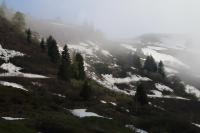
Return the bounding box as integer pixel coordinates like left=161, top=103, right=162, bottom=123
left=0, top=15, right=200, bottom=133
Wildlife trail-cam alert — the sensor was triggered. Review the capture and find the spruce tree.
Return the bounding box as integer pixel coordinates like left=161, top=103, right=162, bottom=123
left=75, top=53, right=85, bottom=80
left=46, top=36, right=60, bottom=64
left=40, top=38, right=46, bottom=51
left=26, top=28, right=32, bottom=43
left=135, top=83, right=148, bottom=105
left=158, top=61, right=165, bottom=78
left=58, top=45, right=71, bottom=80
left=80, top=81, right=91, bottom=100
left=143, top=55, right=157, bottom=72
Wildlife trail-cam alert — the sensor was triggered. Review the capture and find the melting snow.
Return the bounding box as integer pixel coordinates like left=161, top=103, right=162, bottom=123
left=142, top=48, right=189, bottom=68
left=69, top=109, right=111, bottom=119
left=100, top=100, right=107, bottom=104
left=192, top=123, right=200, bottom=128
left=125, top=125, right=148, bottom=133
left=0, top=63, right=48, bottom=79
left=147, top=46, right=167, bottom=51
left=101, top=50, right=112, bottom=57
left=155, top=83, right=173, bottom=92
left=110, top=102, right=117, bottom=106
left=121, top=44, right=137, bottom=52
left=2, top=117, right=25, bottom=120
left=0, top=81, right=28, bottom=91
left=0, top=45, right=24, bottom=62
left=52, top=93, right=66, bottom=98
left=185, top=84, right=200, bottom=99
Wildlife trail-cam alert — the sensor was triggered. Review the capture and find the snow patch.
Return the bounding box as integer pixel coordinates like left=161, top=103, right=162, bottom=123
left=125, top=125, right=148, bottom=133
left=165, top=67, right=179, bottom=74
left=147, top=46, right=167, bottom=51
left=52, top=93, right=66, bottom=98
left=0, top=45, right=24, bottom=62
left=0, top=81, right=28, bottom=91
left=69, top=109, right=111, bottom=119
left=0, top=63, right=48, bottom=79
left=110, top=102, right=117, bottom=106
left=155, top=83, right=173, bottom=92
left=121, top=44, right=137, bottom=52
left=101, top=50, right=112, bottom=57
left=142, top=48, right=189, bottom=68
left=185, top=84, right=200, bottom=98
left=100, top=100, right=107, bottom=104
left=2, top=117, right=25, bottom=121
left=192, top=123, right=200, bottom=128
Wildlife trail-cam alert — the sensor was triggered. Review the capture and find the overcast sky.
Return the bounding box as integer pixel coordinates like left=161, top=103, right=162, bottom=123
left=3, top=0, right=200, bottom=38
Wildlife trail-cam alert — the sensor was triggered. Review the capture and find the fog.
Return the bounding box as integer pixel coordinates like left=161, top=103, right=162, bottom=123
left=3, top=0, right=200, bottom=78
left=4, top=0, right=200, bottom=39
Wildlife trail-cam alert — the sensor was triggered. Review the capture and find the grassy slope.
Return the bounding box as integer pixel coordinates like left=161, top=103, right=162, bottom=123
left=0, top=16, right=199, bottom=133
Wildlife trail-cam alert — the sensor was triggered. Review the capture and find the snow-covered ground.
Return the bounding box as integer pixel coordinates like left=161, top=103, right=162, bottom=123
left=142, top=47, right=189, bottom=68
left=0, top=45, right=24, bottom=62
left=2, top=117, right=25, bottom=120
left=147, top=46, right=167, bottom=51
left=155, top=83, right=173, bottom=92
left=69, top=109, right=111, bottom=119
left=125, top=125, right=148, bottom=133
left=121, top=44, right=137, bottom=52
left=0, top=63, right=48, bottom=79
left=52, top=93, right=66, bottom=98
left=185, top=84, right=200, bottom=99
left=192, top=123, right=200, bottom=128
left=0, top=81, right=28, bottom=91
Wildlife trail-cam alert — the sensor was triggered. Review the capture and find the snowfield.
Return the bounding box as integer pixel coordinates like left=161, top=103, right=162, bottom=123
left=185, top=84, right=200, bottom=99
left=121, top=44, right=137, bottom=52
left=69, top=109, right=111, bottom=119
left=2, top=117, right=25, bottom=120
left=0, top=81, right=28, bottom=91
left=0, top=63, right=48, bottom=79
left=125, top=125, right=148, bottom=133
left=142, top=47, right=189, bottom=68
left=0, top=45, right=24, bottom=62
left=155, top=83, right=173, bottom=92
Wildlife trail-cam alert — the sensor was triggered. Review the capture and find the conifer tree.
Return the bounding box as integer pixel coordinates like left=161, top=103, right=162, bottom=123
left=58, top=45, right=71, bottom=80
left=0, top=6, right=5, bottom=17
left=25, top=28, right=32, bottom=43
left=75, top=53, right=85, bottom=80
left=143, top=55, right=157, bottom=72
left=46, top=36, right=60, bottom=64
left=158, top=61, right=165, bottom=78
left=80, top=81, right=92, bottom=100
left=40, top=38, right=46, bottom=51
left=135, top=83, right=148, bottom=105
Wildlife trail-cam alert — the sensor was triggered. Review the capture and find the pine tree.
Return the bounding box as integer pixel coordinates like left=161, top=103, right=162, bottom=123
left=135, top=83, right=148, bottom=105
left=80, top=81, right=92, bottom=100
left=132, top=54, right=142, bottom=69
left=12, top=11, right=25, bottom=30
left=46, top=36, right=60, bottom=64
left=158, top=61, right=165, bottom=78
left=58, top=45, right=71, bottom=80
left=40, top=38, right=46, bottom=51
left=75, top=53, right=85, bottom=80
left=25, top=28, right=32, bottom=43
left=143, top=55, right=157, bottom=72
left=0, top=6, right=5, bottom=17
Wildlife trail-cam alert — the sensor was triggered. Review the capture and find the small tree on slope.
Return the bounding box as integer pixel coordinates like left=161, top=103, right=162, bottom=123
left=80, top=81, right=92, bottom=100
left=135, top=83, right=148, bottom=106
left=58, top=45, right=71, bottom=81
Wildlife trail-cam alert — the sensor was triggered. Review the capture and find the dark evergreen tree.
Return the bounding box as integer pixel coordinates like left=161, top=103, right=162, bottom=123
left=158, top=61, right=165, bottom=78
left=46, top=36, right=60, bottom=64
left=132, top=54, right=142, bottom=69
left=58, top=45, right=71, bottom=80
left=143, top=55, right=157, bottom=72
left=25, top=28, right=32, bottom=43
left=40, top=38, right=46, bottom=51
left=75, top=53, right=85, bottom=80
left=135, top=83, right=148, bottom=105
left=80, top=81, right=92, bottom=100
